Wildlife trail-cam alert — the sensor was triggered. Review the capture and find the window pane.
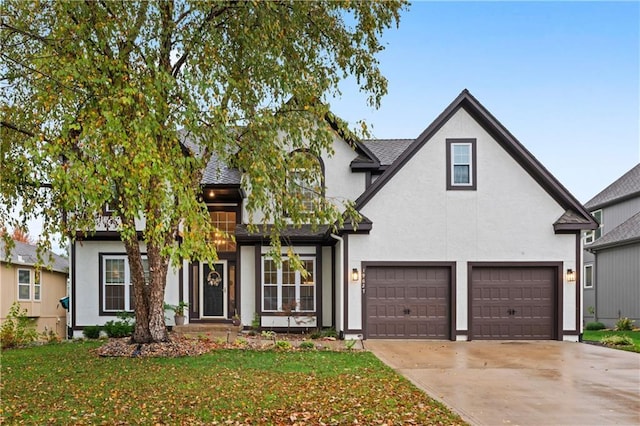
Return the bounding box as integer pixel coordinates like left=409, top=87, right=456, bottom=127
left=105, top=259, right=125, bottom=284
left=453, top=145, right=470, bottom=163
left=299, top=286, right=314, bottom=311
left=453, top=165, right=470, bottom=184
left=105, top=285, right=125, bottom=310
left=34, top=285, right=41, bottom=301
left=282, top=260, right=295, bottom=285
left=263, top=286, right=277, bottom=311
left=18, top=284, right=30, bottom=300
left=281, top=286, right=296, bottom=311
left=142, top=258, right=150, bottom=284
left=18, top=270, right=30, bottom=284
left=585, top=266, right=593, bottom=287
left=264, top=259, right=277, bottom=284
left=210, top=211, right=236, bottom=252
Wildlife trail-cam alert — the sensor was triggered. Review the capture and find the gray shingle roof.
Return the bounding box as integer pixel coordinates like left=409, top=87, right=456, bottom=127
left=201, top=154, right=242, bottom=185
left=179, top=129, right=242, bottom=185
left=362, top=139, right=414, bottom=166
left=584, top=164, right=640, bottom=210
left=0, top=240, right=68, bottom=273
left=587, top=211, right=640, bottom=251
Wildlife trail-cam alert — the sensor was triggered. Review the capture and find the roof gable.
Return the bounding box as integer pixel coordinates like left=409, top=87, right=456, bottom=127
left=354, top=89, right=597, bottom=231
left=584, top=164, right=640, bottom=211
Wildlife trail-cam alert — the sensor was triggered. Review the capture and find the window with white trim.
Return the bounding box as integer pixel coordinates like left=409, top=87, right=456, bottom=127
left=584, top=264, right=593, bottom=289
left=585, top=210, right=603, bottom=244
left=34, top=270, right=41, bottom=301
left=452, top=144, right=472, bottom=184
left=101, top=255, right=148, bottom=313
left=18, top=269, right=31, bottom=300
left=262, top=256, right=315, bottom=312
left=287, top=151, right=324, bottom=213
left=446, top=139, right=477, bottom=190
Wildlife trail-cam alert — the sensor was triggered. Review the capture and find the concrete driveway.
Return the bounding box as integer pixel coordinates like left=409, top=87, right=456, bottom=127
left=366, top=340, right=640, bottom=426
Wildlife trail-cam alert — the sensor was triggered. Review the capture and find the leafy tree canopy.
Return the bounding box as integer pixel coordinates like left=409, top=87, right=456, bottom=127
left=0, top=0, right=406, bottom=342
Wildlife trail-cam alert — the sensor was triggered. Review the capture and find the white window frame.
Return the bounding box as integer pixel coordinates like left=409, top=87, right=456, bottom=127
left=17, top=268, right=31, bottom=301
left=585, top=210, right=603, bottom=244
left=34, top=269, right=41, bottom=301
left=584, top=264, right=594, bottom=289
left=261, top=256, right=316, bottom=313
left=101, top=255, right=148, bottom=313
left=451, top=142, right=473, bottom=186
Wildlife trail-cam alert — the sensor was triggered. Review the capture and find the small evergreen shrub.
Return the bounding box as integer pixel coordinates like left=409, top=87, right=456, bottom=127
left=82, top=325, right=102, bottom=339
left=103, top=312, right=135, bottom=338
left=0, top=302, right=38, bottom=349
left=585, top=321, right=606, bottom=331
left=615, top=317, right=634, bottom=331
left=601, top=335, right=633, bottom=347
left=299, top=341, right=315, bottom=350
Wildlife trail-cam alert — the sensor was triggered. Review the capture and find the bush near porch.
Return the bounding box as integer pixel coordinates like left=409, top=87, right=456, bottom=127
left=1, top=341, right=466, bottom=425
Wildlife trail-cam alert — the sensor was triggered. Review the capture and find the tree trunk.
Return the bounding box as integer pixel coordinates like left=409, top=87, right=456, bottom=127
left=147, top=240, right=169, bottom=342
left=123, top=237, right=153, bottom=343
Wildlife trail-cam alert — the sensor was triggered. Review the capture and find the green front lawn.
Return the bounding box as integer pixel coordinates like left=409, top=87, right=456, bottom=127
left=583, top=330, right=640, bottom=353
left=1, top=341, right=466, bottom=425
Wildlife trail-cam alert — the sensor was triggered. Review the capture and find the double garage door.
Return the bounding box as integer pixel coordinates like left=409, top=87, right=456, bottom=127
left=366, top=264, right=557, bottom=340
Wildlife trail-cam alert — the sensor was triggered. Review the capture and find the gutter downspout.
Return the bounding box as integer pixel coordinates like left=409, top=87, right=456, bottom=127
left=330, top=234, right=344, bottom=336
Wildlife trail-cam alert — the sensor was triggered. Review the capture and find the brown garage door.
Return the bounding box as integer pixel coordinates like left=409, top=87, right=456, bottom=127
left=471, top=267, right=556, bottom=340
left=366, top=266, right=450, bottom=339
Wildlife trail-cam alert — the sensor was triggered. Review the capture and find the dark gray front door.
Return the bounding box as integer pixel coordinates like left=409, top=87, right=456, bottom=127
left=203, top=263, right=225, bottom=317
left=471, top=267, right=555, bottom=339
left=366, top=266, right=451, bottom=339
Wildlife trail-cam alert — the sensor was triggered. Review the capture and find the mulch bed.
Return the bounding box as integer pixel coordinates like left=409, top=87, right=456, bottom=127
left=94, top=333, right=345, bottom=358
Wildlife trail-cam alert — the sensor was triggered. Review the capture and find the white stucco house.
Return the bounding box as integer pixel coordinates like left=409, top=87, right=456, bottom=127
left=69, top=90, right=597, bottom=340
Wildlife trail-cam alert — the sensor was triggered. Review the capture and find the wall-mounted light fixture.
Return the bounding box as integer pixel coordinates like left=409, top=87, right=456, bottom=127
left=566, top=269, right=576, bottom=282
left=351, top=268, right=359, bottom=281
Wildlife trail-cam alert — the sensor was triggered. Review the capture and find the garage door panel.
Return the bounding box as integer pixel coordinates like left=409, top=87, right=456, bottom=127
left=471, top=267, right=556, bottom=340
left=366, top=266, right=451, bottom=339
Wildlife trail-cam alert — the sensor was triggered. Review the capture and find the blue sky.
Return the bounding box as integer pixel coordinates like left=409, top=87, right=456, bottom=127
left=331, top=1, right=640, bottom=203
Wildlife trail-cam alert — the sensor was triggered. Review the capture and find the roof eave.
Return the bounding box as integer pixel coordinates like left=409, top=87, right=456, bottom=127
left=587, top=236, right=640, bottom=252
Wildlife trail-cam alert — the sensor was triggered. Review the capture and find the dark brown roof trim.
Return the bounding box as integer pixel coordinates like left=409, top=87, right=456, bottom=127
left=355, top=89, right=597, bottom=231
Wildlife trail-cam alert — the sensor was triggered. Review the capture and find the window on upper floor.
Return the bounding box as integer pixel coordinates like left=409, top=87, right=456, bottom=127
left=210, top=210, right=237, bottom=252
left=287, top=150, right=324, bottom=213
left=262, top=256, right=315, bottom=313
left=446, top=139, right=477, bottom=190
left=101, top=254, right=149, bottom=313
left=18, top=269, right=32, bottom=300
left=584, top=264, right=593, bottom=289
left=585, top=210, right=603, bottom=244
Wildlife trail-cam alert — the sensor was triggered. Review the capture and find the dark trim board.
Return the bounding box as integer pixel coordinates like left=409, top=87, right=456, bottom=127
left=467, top=261, right=563, bottom=341
left=361, top=261, right=457, bottom=340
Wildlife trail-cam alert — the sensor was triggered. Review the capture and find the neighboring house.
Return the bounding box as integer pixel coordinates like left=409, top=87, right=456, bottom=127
left=70, top=89, right=597, bottom=341
left=1, top=240, right=69, bottom=337
left=583, top=164, right=640, bottom=328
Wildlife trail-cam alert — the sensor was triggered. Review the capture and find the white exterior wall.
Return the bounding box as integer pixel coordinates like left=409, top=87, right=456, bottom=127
left=322, top=246, right=333, bottom=327
left=348, top=108, right=577, bottom=337
left=239, top=245, right=256, bottom=326
left=72, top=240, right=180, bottom=334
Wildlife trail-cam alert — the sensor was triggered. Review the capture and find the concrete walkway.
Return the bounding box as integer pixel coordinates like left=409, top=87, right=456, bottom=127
left=366, top=340, right=640, bottom=426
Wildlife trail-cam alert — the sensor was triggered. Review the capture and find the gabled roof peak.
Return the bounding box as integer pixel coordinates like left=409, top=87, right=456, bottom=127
left=354, top=89, right=597, bottom=232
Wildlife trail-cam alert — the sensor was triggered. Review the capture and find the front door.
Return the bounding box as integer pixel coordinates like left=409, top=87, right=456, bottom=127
left=201, top=262, right=226, bottom=318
